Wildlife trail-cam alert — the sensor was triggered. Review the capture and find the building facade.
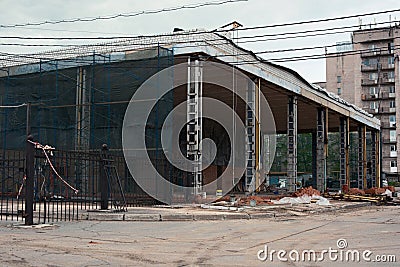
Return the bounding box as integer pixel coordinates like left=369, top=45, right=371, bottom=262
left=326, top=25, right=400, bottom=181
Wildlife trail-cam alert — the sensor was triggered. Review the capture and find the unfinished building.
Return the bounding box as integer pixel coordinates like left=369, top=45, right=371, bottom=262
left=0, top=29, right=381, bottom=206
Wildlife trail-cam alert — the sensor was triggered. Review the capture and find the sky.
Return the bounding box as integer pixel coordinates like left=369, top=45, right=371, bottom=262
left=0, top=0, right=400, bottom=83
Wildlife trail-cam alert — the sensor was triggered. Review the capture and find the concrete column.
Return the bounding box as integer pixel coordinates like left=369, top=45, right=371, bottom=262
left=287, top=95, right=297, bottom=192
left=339, top=117, right=349, bottom=190
left=357, top=125, right=367, bottom=189
left=316, top=108, right=327, bottom=192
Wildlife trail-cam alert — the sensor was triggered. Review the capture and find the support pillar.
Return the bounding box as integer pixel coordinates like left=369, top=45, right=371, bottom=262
left=357, top=125, right=367, bottom=189
left=312, top=131, right=317, bottom=188
left=287, top=96, right=297, bottom=192
left=371, top=131, right=377, bottom=188
left=372, top=131, right=381, bottom=188
left=25, top=135, right=34, bottom=225
left=339, top=117, right=349, bottom=190
left=187, top=58, right=203, bottom=195
left=316, top=108, right=327, bottom=192
left=245, top=79, right=256, bottom=193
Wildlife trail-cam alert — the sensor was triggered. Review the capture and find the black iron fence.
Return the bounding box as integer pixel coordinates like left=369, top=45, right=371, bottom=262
left=0, top=143, right=160, bottom=224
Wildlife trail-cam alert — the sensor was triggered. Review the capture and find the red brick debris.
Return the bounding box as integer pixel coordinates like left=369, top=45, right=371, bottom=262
left=292, top=186, right=321, bottom=197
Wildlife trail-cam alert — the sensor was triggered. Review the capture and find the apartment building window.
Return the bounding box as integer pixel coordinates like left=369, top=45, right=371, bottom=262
left=389, top=86, right=395, bottom=94
left=390, top=160, right=397, bottom=168
left=369, top=87, right=377, bottom=95
left=369, top=73, right=378, bottom=80
left=390, top=145, right=397, bottom=152
left=389, top=115, right=396, bottom=124
left=390, top=100, right=396, bottom=109
left=369, top=44, right=377, bottom=51
left=337, top=76, right=342, bottom=83
left=388, top=71, right=395, bottom=79
left=370, top=101, right=377, bottom=109
left=390, top=130, right=396, bottom=142
left=388, top=57, right=395, bottom=65
left=389, top=42, right=394, bottom=53
left=337, top=88, right=342, bottom=95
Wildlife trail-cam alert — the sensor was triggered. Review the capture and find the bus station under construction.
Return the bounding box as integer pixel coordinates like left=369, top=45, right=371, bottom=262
left=0, top=28, right=384, bottom=223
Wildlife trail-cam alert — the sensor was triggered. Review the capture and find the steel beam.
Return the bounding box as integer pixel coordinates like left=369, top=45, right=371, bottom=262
left=316, top=108, right=327, bottom=192
left=287, top=96, right=297, bottom=192
left=357, top=125, right=367, bottom=189
left=187, top=58, right=203, bottom=195
left=339, top=117, right=349, bottom=189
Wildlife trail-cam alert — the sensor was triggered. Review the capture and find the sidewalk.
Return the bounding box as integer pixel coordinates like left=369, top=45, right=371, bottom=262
left=81, top=201, right=371, bottom=222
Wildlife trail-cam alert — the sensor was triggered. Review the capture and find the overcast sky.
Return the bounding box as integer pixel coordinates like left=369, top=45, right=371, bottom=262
left=1, top=0, right=399, bottom=82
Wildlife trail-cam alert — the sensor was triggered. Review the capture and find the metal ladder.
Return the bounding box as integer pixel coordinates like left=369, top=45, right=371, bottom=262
left=100, top=152, right=127, bottom=212
left=245, top=85, right=256, bottom=193
left=187, top=58, right=203, bottom=195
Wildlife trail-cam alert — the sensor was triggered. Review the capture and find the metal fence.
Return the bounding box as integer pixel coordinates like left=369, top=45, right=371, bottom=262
left=0, top=144, right=160, bottom=224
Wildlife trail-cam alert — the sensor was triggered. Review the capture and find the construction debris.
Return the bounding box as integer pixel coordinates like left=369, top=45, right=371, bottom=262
left=292, top=186, right=321, bottom=197
left=272, top=195, right=330, bottom=206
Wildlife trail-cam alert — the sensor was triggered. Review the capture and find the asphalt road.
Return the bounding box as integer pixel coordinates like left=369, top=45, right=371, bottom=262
left=0, top=206, right=399, bottom=266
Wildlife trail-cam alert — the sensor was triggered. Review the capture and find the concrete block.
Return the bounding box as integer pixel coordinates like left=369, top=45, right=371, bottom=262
left=124, top=214, right=161, bottom=221
left=223, top=213, right=250, bottom=220
left=249, top=213, right=274, bottom=219
left=193, top=214, right=225, bottom=221
left=88, top=213, right=124, bottom=221
left=161, top=214, right=193, bottom=221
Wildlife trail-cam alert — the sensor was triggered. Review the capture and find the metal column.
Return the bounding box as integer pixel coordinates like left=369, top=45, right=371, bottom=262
left=245, top=79, right=260, bottom=194
left=316, top=108, right=327, bottom=192
left=357, top=125, right=367, bottom=189
left=370, top=131, right=377, bottom=188
left=187, top=58, right=203, bottom=195
left=75, top=67, right=90, bottom=151
left=287, top=96, right=297, bottom=192
left=376, top=131, right=381, bottom=188
left=339, top=117, right=349, bottom=189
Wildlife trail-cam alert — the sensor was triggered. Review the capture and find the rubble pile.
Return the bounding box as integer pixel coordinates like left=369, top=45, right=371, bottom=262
left=239, top=195, right=273, bottom=205
left=364, top=187, right=386, bottom=195
left=348, top=188, right=365, bottom=195
left=292, top=186, right=321, bottom=197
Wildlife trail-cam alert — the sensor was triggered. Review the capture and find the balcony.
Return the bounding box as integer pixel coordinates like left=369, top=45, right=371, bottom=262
left=361, top=93, right=380, bottom=100
left=383, top=138, right=397, bottom=143
left=379, top=107, right=396, bottom=114
left=390, top=151, right=398, bottom=157
left=390, top=167, right=398, bottom=173
left=379, top=92, right=396, bottom=99
left=381, top=77, right=395, bottom=84
left=361, top=65, right=378, bottom=71
left=361, top=48, right=393, bottom=58
left=381, top=121, right=396, bottom=128
left=361, top=79, right=379, bottom=86
left=381, top=63, right=395, bottom=70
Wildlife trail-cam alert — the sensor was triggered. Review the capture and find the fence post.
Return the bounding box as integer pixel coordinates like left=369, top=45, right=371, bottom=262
left=100, top=144, right=109, bottom=210
left=25, top=135, right=34, bottom=225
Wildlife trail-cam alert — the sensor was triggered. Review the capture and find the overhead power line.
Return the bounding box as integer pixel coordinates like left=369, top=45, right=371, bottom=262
left=0, top=7, right=399, bottom=40
left=0, top=0, right=247, bottom=29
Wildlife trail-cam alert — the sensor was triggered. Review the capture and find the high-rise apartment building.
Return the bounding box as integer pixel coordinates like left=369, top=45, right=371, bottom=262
left=326, top=25, right=400, bottom=181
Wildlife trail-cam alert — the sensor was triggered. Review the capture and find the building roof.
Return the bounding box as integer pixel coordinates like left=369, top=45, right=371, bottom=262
left=0, top=29, right=380, bottom=129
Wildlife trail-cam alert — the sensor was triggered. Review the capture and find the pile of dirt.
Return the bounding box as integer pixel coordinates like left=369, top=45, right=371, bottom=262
left=292, top=186, right=320, bottom=197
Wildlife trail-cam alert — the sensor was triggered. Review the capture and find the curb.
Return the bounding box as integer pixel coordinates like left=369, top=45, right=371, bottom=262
left=81, top=202, right=373, bottom=222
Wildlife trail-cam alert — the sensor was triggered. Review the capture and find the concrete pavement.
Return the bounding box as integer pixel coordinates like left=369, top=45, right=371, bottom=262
left=0, top=205, right=399, bottom=266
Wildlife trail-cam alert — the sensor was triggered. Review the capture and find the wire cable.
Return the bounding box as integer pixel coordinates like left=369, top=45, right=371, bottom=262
left=0, top=0, right=247, bottom=29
